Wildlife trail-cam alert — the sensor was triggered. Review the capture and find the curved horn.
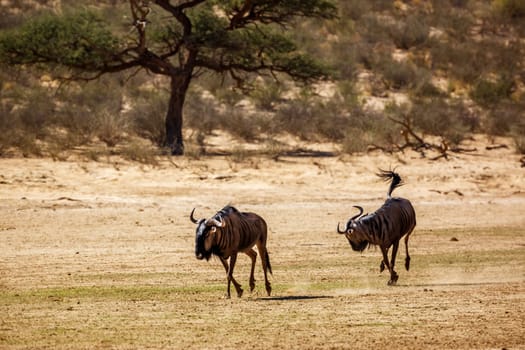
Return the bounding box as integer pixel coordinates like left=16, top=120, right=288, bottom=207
left=350, top=205, right=364, bottom=221
left=337, top=222, right=346, bottom=234
left=344, top=206, right=364, bottom=231
left=190, top=208, right=199, bottom=224
left=207, top=217, right=224, bottom=227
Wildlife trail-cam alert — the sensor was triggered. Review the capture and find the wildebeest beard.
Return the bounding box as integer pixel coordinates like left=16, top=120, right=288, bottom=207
left=195, top=233, right=224, bottom=260
left=349, top=238, right=369, bottom=252
left=195, top=228, right=213, bottom=261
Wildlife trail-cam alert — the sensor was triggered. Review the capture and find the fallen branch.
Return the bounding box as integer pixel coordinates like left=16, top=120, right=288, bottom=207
left=387, top=115, right=476, bottom=160
left=450, top=147, right=477, bottom=153
left=485, top=144, right=508, bottom=150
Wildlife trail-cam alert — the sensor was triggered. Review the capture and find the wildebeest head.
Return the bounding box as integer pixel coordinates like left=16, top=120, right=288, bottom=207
left=190, top=208, right=226, bottom=260
left=337, top=206, right=369, bottom=252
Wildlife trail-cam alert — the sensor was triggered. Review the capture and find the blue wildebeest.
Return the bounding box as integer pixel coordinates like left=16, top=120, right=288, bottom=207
left=191, top=205, right=272, bottom=298
left=337, top=170, right=416, bottom=285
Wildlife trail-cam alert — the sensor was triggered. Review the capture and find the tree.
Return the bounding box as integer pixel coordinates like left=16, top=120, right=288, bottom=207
left=0, top=0, right=337, bottom=155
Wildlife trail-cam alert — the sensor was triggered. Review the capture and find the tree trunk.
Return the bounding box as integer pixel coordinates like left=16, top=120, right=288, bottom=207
left=165, top=75, right=190, bottom=155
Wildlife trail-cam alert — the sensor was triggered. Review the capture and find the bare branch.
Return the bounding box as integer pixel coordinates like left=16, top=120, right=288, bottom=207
left=130, top=0, right=152, bottom=53
left=387, top=114, right=478, bottom=160
left=388, top=115, right=426, bottom=147
left=388, top=114, right=449, bottom=159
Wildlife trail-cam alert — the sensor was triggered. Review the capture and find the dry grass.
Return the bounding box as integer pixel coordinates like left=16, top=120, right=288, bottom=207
left=0, top=140, right=524, bottom=349
left=1, top=220, right=523, bottom=349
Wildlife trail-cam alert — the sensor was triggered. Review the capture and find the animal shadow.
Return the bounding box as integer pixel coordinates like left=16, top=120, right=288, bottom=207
left=255, top=295, right=333, bottom=301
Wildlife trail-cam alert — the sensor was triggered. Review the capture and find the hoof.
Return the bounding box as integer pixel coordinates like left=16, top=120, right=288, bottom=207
left=405, top=256, right=411, bottom=271
left=387, top=274, right=399, bottom=286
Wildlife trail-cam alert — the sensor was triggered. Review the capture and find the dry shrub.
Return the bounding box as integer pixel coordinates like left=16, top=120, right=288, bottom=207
left=15, top=134, right=43, bottom=157
left=53, top=78, right=126, bottom=149
left=221, top=107, right=260, bottom=142
left=46, top=140, right=70, bottom=161
left=358, top=13, right=391, bottom=44
left=16, top=89, right=55, bottom=137
left=228, top=145, right=248, bottom=163
left=485, top=101, right=525, bottom=136
left=470, top=76, right=514, bottom=107
left=430, top=42, right=482, bottom=83
left=376, top=57, right=421, bottom=90
left=54, top=107, right=99, bottom=147
left=249, top=81, right=283, bottom=111
left=127, top=90, right=168, bottom=147
left=274, top=96, right=347, bottom=141
left=0, top=103, right=17, bottom=155
left=95, top=111, right=128, bottom=147
left=341, top=110, right=399, bottom=154
left=183, top=144, right=203, bottom=160
left=340, top=128, right=369, bottom=154
left=120, top=139, right=159, bottom=165
left=80, top=146, right=109, bottom=162
left=273, top=93, right=400, bottom=155
left=0, top=87, right=55, bottom=156
left=410, top=98, right=474, bottom=146
left=389, top=16, right=429, bottom=50
left=185, top=90, right=221, bottom=136
left=431, top=5, right=474, bottom=40
left=274, top=99, right=313, bottom=140
left=261, top=138, right=286, bottom=159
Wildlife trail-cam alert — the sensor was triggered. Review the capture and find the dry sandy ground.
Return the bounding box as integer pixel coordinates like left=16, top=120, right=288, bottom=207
left=1, top=136, right=524, bottom=349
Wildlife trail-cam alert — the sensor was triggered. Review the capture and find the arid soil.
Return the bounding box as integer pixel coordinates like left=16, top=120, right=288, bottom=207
left=1, top=136, right=524, bottom=349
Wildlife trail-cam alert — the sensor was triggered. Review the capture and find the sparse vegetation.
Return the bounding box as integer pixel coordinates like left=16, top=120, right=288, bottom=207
left=1, top=156, right=524, bottom=349
left=389, top=16, right=429, bottom=50
left=0, top=0, right=524, bottom=161
left=470, top=75, right=514, bottom=107
left=120, top=138, right=159, bottom=166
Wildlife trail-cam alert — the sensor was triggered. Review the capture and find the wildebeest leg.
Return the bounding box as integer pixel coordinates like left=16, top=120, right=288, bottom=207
left=220, top=257, right=243, bottom=298
left=228, top=254, right=244, bottom=298
left=380, top=247, right=389, bottom=272
left=380, top=246, right=397, bottom=285
left=389, top=241, right=400, bottom=285
left=404, top=227, right=415, bottom=271
left=256, top=242, right=272, bottom=296
left=245, top=249, right=257, bottom=292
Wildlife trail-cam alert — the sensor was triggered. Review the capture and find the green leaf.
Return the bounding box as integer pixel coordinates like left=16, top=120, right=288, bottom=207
left=0, top=10, right=119, bottom=70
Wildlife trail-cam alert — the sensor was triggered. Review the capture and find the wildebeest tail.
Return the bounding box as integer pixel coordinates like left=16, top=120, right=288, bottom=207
left=266, top=251, right=273, bottom=275
left=377, top=169, right=404, bottom=197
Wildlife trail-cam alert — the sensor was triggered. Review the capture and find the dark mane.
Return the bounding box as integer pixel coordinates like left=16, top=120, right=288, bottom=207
left=215, top=205, right=240, bottom=219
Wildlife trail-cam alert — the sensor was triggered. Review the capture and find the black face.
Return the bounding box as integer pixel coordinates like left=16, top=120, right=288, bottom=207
left=195, top=220, right=213, bottom=261
left=348, top=236, right=369, bottom=252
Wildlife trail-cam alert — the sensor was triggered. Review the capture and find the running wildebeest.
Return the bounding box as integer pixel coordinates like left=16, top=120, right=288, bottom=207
left=337, top=170, right=416, bottom=285
left=190, top=205, right=272, bottom=298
